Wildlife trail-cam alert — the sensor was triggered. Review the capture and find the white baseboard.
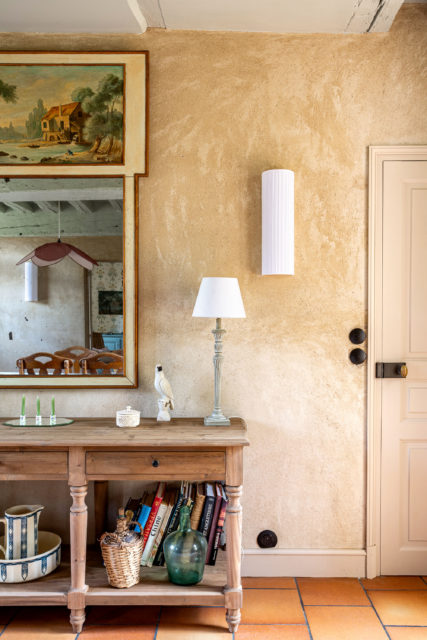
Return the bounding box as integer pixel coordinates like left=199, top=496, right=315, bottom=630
left=241, top=548, right=367, bottom=578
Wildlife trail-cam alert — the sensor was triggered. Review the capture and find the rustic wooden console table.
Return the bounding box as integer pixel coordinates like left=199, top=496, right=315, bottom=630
left=0, top=417, right=249, bottom=633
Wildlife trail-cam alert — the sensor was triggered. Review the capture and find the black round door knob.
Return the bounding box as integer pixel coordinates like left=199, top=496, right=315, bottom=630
left=349, top=328, right=366, bottom=344
left=257, top=530, right=278, bottom=549
left=349, top=348, right=366, bottom=365
left=152, top=459, right=159, bottom=468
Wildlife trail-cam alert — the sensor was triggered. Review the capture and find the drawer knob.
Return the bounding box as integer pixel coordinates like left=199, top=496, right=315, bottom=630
left=152, top=459, right=159, bottom=468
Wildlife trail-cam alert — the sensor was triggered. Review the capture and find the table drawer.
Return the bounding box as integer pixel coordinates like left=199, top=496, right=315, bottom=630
left=0, top=451, right=68, bottom=479
left=86, top=451, right=225, bottom=480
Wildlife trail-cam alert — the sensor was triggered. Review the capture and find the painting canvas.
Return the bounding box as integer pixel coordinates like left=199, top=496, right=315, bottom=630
left=0, top=65, right=124, bottom=165
left=98, top=290, right=123, bottom=315
left=0, top=51, right=148, bottom=172
left=90, top=261, right=123, bottom=334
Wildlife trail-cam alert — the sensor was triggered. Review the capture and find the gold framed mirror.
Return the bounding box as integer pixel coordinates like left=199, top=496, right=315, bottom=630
left=0, top=174, right=138, bottom=388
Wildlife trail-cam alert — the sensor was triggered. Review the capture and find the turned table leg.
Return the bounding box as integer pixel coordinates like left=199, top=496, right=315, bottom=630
left=225, top=484, right=243, bottom=633
left=69, top=483, right=88, bottom=633
left=68, top=447, right=89, bottom=632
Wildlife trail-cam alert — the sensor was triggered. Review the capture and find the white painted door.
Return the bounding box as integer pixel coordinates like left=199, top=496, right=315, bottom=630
left=381, top=159, right=427, bottom=574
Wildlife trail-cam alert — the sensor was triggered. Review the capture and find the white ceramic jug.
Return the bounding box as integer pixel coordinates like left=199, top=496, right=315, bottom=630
left=0, top=504, right=44, bottom=560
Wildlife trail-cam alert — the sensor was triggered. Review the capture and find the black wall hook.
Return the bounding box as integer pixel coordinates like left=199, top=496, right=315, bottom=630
left=349, top=328, right=366, bottom=344
left=350, top=348, right=366, bottom=365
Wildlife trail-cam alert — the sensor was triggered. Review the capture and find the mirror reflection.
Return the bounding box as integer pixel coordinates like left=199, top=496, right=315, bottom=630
left=0, top=176, right=124, bottom=376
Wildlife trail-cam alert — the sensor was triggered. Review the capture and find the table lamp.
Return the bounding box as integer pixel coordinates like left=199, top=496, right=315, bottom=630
left=192, top=277, right=246, bottom=426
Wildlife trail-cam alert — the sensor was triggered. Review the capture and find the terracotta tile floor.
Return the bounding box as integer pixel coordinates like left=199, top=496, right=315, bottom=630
left=1, top=576, right=426, bottom=639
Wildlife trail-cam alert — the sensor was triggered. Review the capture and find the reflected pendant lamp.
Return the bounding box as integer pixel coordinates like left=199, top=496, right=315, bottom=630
left=16, top=202, right=98, bottom=271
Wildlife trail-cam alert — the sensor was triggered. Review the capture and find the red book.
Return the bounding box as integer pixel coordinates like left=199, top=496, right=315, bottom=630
left=206, top=483, right=224, bottom=564
left=209, top=485, right=227, bottom=565
left=142, top=482, right=166, bottom=550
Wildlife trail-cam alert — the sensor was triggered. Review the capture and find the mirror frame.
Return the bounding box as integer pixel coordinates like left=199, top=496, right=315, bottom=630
left=0, top=174, right=139, bottom=388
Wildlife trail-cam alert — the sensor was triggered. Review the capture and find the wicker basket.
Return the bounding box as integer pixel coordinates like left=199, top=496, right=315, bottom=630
left=100, top=508, right=143, bottom=588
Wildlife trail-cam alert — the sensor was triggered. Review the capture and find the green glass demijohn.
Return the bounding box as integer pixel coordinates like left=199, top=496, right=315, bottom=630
left=164, top=505, right=207, bottom=585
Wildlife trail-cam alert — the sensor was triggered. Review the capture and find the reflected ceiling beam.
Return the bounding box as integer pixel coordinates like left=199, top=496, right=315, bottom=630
left=36, top=201, right=59, bottom=213
left=0, top=202, right=123, bottom=238
left=69, top=200, right=94, bottom=215
left=5, top=201, right=38, bottom=214
left=0, top=187, right=123, bottom=203
left=109, top=200, right=123, bottom=214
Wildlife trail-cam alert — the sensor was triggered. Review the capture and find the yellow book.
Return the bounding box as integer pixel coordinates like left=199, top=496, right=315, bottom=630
left=190, top=483, right=206, bottom=530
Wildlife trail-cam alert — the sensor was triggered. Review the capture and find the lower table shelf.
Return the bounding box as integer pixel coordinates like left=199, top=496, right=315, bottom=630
left=0, top=561, right=69, bottom=606
left=0, top=546, right=226, bottom=608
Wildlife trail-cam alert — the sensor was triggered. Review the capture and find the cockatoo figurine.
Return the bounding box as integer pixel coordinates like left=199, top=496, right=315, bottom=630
left=154, top=364, right=174, bottom=421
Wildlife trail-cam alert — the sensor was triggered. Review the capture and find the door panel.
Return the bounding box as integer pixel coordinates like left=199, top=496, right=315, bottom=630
left=381, top=160, right=427, bottom=574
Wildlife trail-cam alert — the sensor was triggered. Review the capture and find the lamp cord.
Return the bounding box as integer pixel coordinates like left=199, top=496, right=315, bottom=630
left=58, top=201, right=61, bottom=242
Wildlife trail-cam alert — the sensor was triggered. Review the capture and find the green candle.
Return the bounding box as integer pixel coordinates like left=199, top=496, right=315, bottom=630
left=36, top=396, right=40, bottom=416
left=21, top=395, right=25, bottom=416
left=51, top=396, right=55, bottom=416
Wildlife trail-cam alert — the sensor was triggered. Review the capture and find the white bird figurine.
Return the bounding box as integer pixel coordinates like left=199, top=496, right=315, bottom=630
left=154, top=364, right=174, bottom=421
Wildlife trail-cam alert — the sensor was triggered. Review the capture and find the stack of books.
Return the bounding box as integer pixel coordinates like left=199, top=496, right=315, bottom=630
left=124, top=481, right=227, bottom=567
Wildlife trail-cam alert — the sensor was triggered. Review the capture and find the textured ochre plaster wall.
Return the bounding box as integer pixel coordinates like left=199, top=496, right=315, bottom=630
left=1, top=5, right=426, bottom=551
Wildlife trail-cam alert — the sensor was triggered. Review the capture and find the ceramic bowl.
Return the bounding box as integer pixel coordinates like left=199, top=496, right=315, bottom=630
left=0, top=531, right=61, bottom=583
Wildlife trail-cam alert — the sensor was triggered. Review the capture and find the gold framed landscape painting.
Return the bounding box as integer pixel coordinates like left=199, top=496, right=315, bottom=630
left=0, top=51, right=148, bottom=175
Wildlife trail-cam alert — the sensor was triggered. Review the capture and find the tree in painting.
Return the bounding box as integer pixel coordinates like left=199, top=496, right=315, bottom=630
left=71, top=74, right=124, bottom=155
left=0, top=79, right=17, bottom=103
left=25, top=99, right=46, bottom=140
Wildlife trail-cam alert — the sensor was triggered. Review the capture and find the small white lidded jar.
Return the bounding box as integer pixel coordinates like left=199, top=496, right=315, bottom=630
left=116, top=406, right=140, bottom=428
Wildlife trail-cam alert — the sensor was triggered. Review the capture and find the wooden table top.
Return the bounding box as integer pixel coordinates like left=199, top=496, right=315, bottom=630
left=0, top=417, right=249, bottom=448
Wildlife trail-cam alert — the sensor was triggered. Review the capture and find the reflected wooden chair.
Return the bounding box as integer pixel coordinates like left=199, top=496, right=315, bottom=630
left=55, top=346, right=97, bottom=374
left=91, top=332, right=105, bottom=349
left=17, top=352, right=71, bottom=375
left=80, top=352, right=124, bottom=375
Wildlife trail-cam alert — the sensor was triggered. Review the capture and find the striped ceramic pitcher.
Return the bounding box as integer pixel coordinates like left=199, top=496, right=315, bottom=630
left=0, top=504, right=44, bottom=560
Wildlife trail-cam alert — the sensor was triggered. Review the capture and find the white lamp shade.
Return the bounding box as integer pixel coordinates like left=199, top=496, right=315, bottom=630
left=262, top=169, right=294, bottom=275
left=192, top=277, right=246, bottom=318
left=24, top=262, right=38, bottom=302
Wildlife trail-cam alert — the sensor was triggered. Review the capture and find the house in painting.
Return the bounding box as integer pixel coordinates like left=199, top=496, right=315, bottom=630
left=40, top=101, right=88, bottom=143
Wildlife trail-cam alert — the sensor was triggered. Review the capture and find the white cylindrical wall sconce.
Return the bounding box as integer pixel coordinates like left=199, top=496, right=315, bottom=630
left=262, top=169, right=294, bottom=275
left=24, top=262, right=38, bottom=302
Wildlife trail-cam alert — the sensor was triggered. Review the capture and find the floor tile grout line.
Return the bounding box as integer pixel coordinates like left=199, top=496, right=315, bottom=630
left=303, top=604, right=373, bottom=607
left=386, top=624, right=427, bottom=628
left=243, top=587, right=297, bottom=590
left=294, top=577, right=314, bottom=640
left=153, top=605, right=162, bottom=640
left=359, top=578, right=392, bottom=640
left=239, top=622, right=309, bottom=626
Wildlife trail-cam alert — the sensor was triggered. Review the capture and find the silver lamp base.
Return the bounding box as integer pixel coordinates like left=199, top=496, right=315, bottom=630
left=204, top=413, right=230, bottom=427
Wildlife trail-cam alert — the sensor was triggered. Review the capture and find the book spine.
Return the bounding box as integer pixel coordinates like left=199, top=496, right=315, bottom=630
left=155, top=495, right=184, bottom=566
left=147, top=502, right=172, bottom=568
left=205, top=492, right=222, bottom=564
left=142, top=496, right=163, bottom=550
left=136, top=503, right=151, bottom=533
left=198, top=495, right=215, bottom=539
left=209, top=498, right=227, bottom=565
left=141, top=502, right=167, bottom=566
left=190, top=493, right=205, bottom=530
